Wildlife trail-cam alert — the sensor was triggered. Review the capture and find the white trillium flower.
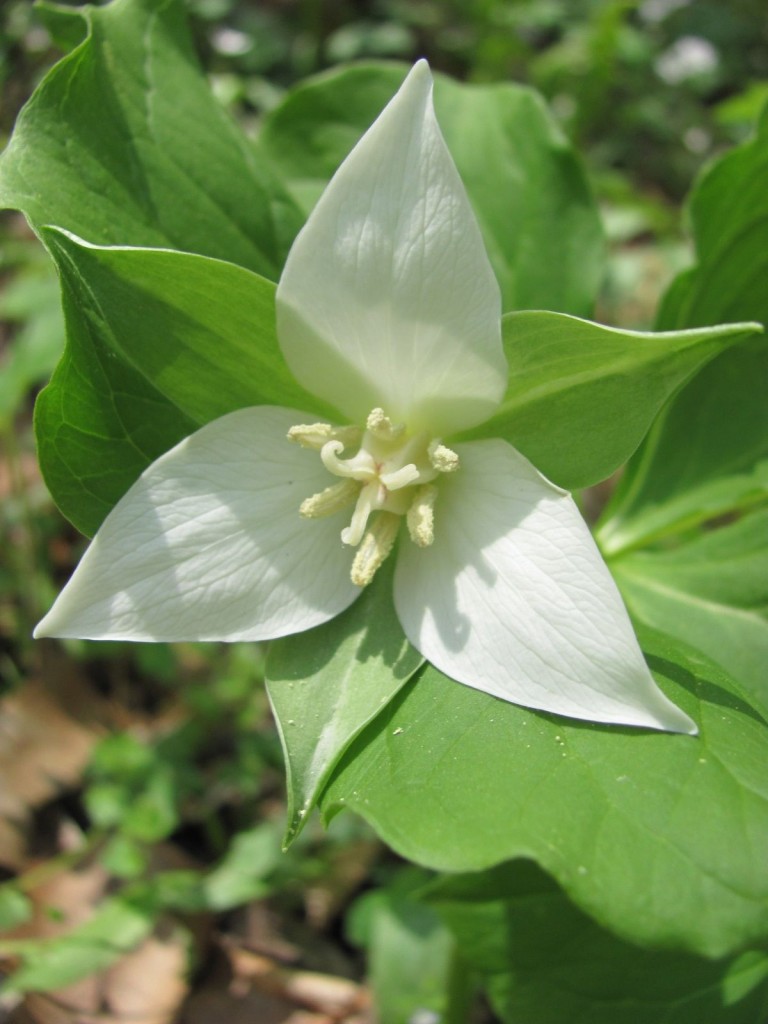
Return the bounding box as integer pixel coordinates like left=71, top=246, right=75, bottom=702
left=35, top=61, right=695, bottom=734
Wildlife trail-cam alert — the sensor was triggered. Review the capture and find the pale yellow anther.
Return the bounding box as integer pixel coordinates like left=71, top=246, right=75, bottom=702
left=366, top=407, right=405, bottom=441
left=287, top=422, right=333, bottom=450
left=407, top=484, right=438, bottom=547
left=300, top=478, right=359, bottom=519
left=350, top=512, right=401, bottom=587
left=288, top=423, right=361, bottom=451
left=428, top=440, right=460, bottom=473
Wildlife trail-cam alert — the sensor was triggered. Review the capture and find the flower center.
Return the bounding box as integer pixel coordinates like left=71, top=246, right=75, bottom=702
left=288, top=408, right=459, bottom=586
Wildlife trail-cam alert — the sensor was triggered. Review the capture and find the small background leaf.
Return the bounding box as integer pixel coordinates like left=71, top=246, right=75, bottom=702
left=0, top=265, right=65, bottom=429
left=1, top=891, right=157, bottom=993
left=348, top=870, right=471, bottom=1024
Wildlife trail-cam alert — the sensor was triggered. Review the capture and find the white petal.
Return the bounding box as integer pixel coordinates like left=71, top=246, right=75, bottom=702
left=35, top=407, right=360, bottom=642
left=394, top=439, right=697, bottom=732
left=276, top=60, right=506, bottom=437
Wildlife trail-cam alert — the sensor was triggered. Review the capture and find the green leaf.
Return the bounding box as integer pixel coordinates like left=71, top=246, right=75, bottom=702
left=463, top=311, right=761, bottom=490
left=100, top=833, right=150, bottom=879
left=35, top=2, right=90, bottom=52
left=259, top=62, right=605, bottom=316
left=612, top=509, right=768, bottom=719
left=0, top=0, right=302, bottom=279
left=45, top=231, right=325, bottom=423
left=203, top=821, right=284, bottom=910
left=34, top=258, right=196, bottom=536
left=427, top=861, right=768, bottom=1024
left=597, top=337, right=768, bottom=554
left=0, top=268, right=65, bottom=427
left=658, top=104, right=768, bottom=331
left=319, top=629, right=768, bottom=958
left=0, top=891, right=156, bottom=993
left=0, top=885, right=32, bottom=931
left=598, top=107, right=768, bottom=553
left=266, top=561, right=423, bottom=846
left=35, top=233, right=329, bottom=534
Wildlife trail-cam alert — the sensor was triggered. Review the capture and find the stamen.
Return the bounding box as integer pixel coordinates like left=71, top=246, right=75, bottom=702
left=288, top=423, right=360, bottom=451
left=407, top=484, right=438, bottom=547
left=291, top=407, right=461, bottom=558
left=428, top=440, right=460, bottom=473
left=351, top=513, right=401, bottom=587
left=366, top=407, right=405, bottom=441
left=300, top=479, right=359, bottom=519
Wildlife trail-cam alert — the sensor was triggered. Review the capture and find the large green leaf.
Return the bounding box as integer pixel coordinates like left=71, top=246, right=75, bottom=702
left=259, top=62, right=604, bottom=316
left=464, top=311, right=761, bottom=490
left=34, top=261, right=196, bottom=536
left=598, top=106, right=768, bottom=554
left=36, top=233, right=324, bottom=535
left=0, top=0, right=302, bottom=279
left=426, top=862, right=768, bottom=1024
left=613, top=509, right=768, bottom=719
left=44, top=230, right=325, bottom=423
left=319, top=629, right=768, bottom=957
left=266, top=562, right=423, bottom=844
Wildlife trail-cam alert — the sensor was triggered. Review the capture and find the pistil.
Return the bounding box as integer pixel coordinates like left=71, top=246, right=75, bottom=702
left=289, top=408, right=460, bottom=585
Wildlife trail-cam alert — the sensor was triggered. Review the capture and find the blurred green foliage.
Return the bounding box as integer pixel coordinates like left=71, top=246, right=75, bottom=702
left=3, top=0, right=766, bottom=197
left=183, top=0, right=768, bottom=199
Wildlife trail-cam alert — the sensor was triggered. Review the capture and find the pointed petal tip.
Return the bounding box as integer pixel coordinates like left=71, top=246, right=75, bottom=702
left=655, top=705, right=699, bottom=736
left=31, top=408, right=361, bottom=647
left=397, top=57, right=433, bottom=106
left=394, top=439, right=702, bottom=738
left=276, top=53, right=505, bottom=435
left=32, top=608, right=59, bottom=640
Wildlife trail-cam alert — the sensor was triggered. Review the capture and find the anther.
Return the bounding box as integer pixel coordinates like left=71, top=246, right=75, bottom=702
left=300, top=479, right=359, bottom=519
left=288, top=423, right=361, bottom=451
left=428, top=440, right=460, bottom=473
left=407, top=485, right=438, bottom=547
left=351, top=513, right=401, bottom=586
left=366, top=407, right=405, bottom=441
